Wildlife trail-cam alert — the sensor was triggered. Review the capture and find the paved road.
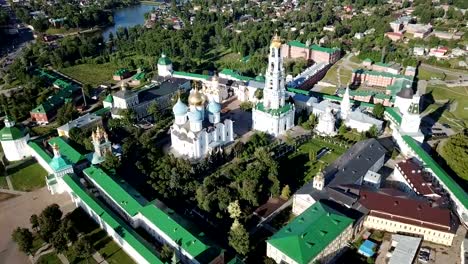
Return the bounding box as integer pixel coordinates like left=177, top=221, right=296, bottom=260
left=0, top=188, right=74, bottom=264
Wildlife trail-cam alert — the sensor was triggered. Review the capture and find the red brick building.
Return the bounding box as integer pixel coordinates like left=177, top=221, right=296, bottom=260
left=281, top=40, right=341, bottom=64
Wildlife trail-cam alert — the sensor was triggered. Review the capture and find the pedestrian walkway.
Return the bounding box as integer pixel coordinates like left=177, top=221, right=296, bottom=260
left=92, top=251, right=109, bottom=264
left=57, top=253, right=70, bottom=264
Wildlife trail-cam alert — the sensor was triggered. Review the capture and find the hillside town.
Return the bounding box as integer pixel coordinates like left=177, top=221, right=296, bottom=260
left=0, top=0, right=467, bottom=264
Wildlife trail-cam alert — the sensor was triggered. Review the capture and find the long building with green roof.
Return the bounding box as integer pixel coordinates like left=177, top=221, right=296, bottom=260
left=282, top=40, right=341, bottom=64
left=267, top=202, right=353, bottom=264
left=61, top=174, right=164, bottom=264
left=82, top=166, right=222, bottom=263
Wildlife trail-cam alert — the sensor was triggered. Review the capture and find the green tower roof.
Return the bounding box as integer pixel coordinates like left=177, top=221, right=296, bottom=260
left=104, top=94, right=114, bottom=103
left=158, top=53, right=172, bottom=65
left=0, top=126, right=25, bottom=141
left=49, top=155, right=70, bottom=171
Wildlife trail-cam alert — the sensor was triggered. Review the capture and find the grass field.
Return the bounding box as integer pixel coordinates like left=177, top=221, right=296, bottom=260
left=322, top=64, right=352, bottom=86
left=69, top=208, right=135, bottom=264
left=45, top=27, right=81, bottom=35
left=418, top=68, right=446, bottom=81
left=60, top=63, right=121, bottom=87
left=37, top=252, right=62, bottom=264
left=9, top=162, right=47, bottom=191
left=422, top=84, right=468, bottom=130
left=319, top=86, right=338, bottom=95
left=280, top=137, right=347, bottom=188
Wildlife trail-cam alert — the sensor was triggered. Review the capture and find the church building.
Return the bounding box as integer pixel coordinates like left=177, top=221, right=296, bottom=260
left=170, top=88, right=234, bottom=160
left=0, top=115, right=30, bottom=161
left=252, top=35, right=295, bottom=137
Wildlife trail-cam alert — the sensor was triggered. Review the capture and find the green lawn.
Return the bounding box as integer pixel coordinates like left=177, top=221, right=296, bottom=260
left=99, top=240, right=136, bottom=264
left=37, top=252, right=62, bottom=264
left=418, top=68, right=446, bottom=81
left=322, top=64, right=351, bottom=86
left=319, top=86, right=337, bottom=95
left=45, top=27, right=81, bottom=35
left=281, top=137, right=347, bottom=188
left=9, top=162, right=47, bottom=191
left=60, top=63, right=121, bottom=87
left=69, top=208, right=135, bottom=264
left=423, top=84, right=468, bottom=130
left=31, top=122, right=59, bottom=136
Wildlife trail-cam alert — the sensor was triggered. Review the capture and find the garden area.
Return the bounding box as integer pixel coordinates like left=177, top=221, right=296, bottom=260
left=279, top=136, right=348, bottom=190
left=12, top=205, right=136, bottom=264
left=60, top=63, right=120, bottom=87
left=8, top=162, right=47, bottom=191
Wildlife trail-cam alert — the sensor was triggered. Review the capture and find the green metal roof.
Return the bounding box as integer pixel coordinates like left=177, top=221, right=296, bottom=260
left=83, top=166, right=143, bottom=217
left=268, top=202, right=353, bottom=264
left=0, top=126, right=25, bottom=141
left=31, top=103, right=51, bottom=114
left=49, top=155, right=71, bottom=171
left=254, top=74, right=266, bottom=82
left=48, top=137, right=85, bottom=164
left=31, top=84, right=80, bottom=115
left=363, top=58, right=373, bottom=63
left=139, top=205, right=211, bottom=259
left=385, top=107, right=402, bottom=125
left=83, top=166, right=216, bottom=260
left=93, top=107, right=111, bottom=116
left=220, top=69, right=253, bottom=81
left=256, top=102, right=294, bottom=116
left=402, top=136, right=468, bottom=209
left=104, top=94, right=113, bottom=103
left=158, top=54, right=172, bottom=65
left=53, top=79, right=73, bottom=90
left=287, top=40, right=339, bottom=54
left=132, top=72, right=146, bottom=81
left=114, top=68, right=129, bottom=76
left=61, top=174, right=164, bottom=264
left=28, top=142, right=52, bottom=163
left=173, top=71, right=211, bottom=80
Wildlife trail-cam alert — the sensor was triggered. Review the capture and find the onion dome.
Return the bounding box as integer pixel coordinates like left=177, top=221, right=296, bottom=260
left=158, top=53, right=172, bottom=65
left=188, top=109, right=203, bottom=122
left=188, top=89, right=205, bottom=106
left=271, top=33, right=282, bottom=48
left=255, top=74, right=265, bottom=82
left=172, top=98, right=188, bottom=116
left=207, top=100, right=221, bottom=113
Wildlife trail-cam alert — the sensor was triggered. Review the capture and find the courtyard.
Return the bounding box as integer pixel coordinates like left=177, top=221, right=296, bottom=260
left=279, top=136, right=348, bottom=190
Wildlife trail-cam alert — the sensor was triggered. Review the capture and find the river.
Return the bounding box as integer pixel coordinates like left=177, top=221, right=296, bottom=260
left=102, top=4, right=156, bottom=40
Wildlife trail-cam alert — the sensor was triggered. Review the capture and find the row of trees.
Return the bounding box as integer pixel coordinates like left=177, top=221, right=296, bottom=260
left=12, top=204, right=93, bottom=262
left=440, top=130, right=468, bottom=180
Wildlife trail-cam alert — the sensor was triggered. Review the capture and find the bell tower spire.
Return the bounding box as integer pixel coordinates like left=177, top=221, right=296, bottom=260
left=263, top=33, right=286, bottom=109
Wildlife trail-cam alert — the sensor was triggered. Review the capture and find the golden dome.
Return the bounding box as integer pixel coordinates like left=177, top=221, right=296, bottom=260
left=188, top=88, right=204, bottom=106
left=271, top=33, right=282, bottom=49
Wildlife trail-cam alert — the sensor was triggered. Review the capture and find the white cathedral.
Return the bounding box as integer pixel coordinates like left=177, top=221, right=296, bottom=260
left=170, top=88, right=234, bottom=160
left=252, top=35, right=295, bottom=137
